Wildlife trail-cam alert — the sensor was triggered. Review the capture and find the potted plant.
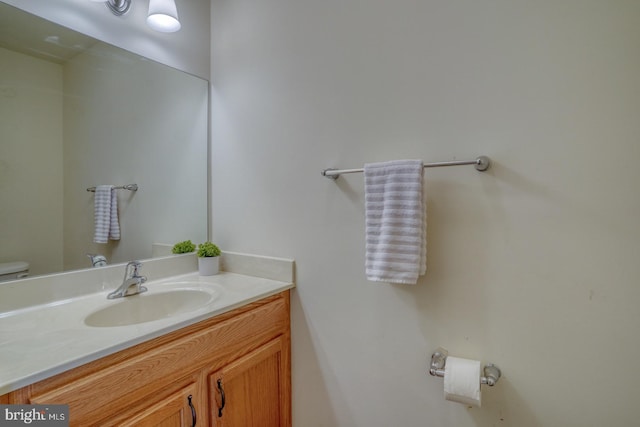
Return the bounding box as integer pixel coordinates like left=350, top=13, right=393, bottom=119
left=172, top=240, right=196, bottom=254
left=197, top=241, right=221, bottom=276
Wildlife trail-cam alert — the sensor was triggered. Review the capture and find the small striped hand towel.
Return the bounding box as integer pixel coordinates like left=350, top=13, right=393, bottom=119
left=93, top=185, right=121, bottom=244
left=364, top=160, right=426, bottom=284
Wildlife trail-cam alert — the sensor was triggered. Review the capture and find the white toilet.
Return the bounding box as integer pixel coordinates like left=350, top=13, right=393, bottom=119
left=0, top=261, right=30, bottom=282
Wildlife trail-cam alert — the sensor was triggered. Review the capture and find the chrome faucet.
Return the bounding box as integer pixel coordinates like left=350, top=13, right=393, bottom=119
left=107, top=261, right=148, bottom=299
left=87, top=253, right=107, bottom=267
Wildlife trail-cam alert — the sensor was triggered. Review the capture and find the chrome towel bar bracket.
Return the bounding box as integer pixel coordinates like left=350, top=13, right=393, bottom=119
left=429, top=347, right=501, bottom=387
left=322, top=156, right=491, bottom=180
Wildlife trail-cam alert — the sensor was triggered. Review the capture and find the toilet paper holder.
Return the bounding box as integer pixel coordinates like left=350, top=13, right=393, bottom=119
left=429, top=348, right=501, bottom=386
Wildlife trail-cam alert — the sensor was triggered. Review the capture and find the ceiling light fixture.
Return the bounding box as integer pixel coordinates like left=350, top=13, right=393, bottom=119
left=90, top=0, right=131, bottom=17
left=147, top=0, right=181, bottom=33
left=90, top=0, right=181, bottom=33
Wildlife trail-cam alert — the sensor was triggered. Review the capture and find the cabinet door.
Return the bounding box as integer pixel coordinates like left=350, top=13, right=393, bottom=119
left=117, top=383, right=200, bottom=427
left=210, top=335, right=291, bottom=427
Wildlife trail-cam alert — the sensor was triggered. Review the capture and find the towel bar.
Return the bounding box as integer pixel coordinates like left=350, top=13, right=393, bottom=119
left=87, top=184, right=138, bottom=192
left=429, top=348, right=501, bottom=386
left=322, top=156, right=491, bottom=180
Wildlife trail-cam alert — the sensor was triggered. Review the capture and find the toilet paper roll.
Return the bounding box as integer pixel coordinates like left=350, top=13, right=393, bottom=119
left=443, top=356, right=482, bottom=407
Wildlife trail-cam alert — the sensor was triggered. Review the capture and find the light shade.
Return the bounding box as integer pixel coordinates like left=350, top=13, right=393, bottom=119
left=147, top=0, right=181, bottom=33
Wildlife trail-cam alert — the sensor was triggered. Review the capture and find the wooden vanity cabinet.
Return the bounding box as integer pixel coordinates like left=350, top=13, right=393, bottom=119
left=3, top=291, right=291, bottom=427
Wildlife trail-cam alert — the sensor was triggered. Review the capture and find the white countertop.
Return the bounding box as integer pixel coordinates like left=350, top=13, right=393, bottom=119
left=0, top=271, right=294, bottom=395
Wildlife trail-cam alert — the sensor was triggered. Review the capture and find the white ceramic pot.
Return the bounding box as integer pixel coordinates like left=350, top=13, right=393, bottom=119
left=198, top=256, right=219, bottom=276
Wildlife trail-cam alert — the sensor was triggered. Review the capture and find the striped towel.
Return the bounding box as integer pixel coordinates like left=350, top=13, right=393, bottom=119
left=93, top=185, right=120, bottom=244
left=364, top=160, right=426, bottom=284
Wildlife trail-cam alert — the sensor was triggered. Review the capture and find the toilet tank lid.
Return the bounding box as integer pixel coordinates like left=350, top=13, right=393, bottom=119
left=0, top=261, right=29, bottom=275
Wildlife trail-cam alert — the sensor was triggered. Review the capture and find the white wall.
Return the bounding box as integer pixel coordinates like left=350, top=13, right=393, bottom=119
left=0, top=48, right=63, bottom=276
left=210, top=0, right=640, bottom=426
left=1, top=0, right=210, bottom=79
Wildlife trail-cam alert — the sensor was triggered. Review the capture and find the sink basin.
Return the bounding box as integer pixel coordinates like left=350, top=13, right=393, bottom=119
left=85, top=289, right=218, bottom=327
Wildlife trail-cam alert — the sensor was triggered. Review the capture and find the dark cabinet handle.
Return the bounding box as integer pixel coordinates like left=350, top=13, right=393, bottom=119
left=217, top=379, right=226, bottom=417
left=188, top=394, right=196, bottom=427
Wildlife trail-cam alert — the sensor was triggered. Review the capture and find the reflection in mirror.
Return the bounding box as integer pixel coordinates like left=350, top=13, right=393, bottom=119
left=0, top=2, right=208, bottom=282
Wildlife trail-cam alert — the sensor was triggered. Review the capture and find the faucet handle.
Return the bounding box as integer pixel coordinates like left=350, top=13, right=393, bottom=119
left=124, top=260, right=143, bottom=278
left=130, top=261, right=142, bottom=276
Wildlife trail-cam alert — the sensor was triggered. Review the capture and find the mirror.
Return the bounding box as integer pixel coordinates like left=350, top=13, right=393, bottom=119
left=0, top=2, right=208, bottom=280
